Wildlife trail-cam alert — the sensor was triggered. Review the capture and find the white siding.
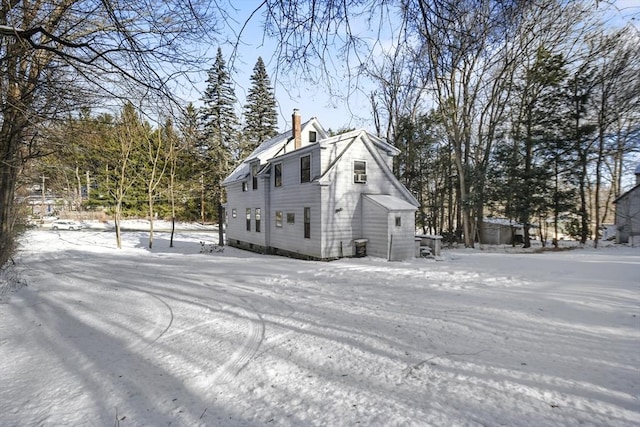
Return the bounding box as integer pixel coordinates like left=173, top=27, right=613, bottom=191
left=386, top=210, right=416, bottom=260
left=268, top=146, right=323, bottom=257
left=616, top=187, right=640, bottom=244
left=225, top=176, right=268, bottom=248
left=362, top=197, right=389, bottom=258
left=320, top=138, right=415, bottom=257
left=361, top=197, right=415, bottom=260
left=224, top=124, right=418, bottom=260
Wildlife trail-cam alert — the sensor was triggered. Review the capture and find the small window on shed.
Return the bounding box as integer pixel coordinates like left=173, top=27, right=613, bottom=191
left=395, top=216, right=402, bottom=227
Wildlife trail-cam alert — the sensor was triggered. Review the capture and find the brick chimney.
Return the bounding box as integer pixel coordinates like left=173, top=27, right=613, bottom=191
left=292, top=109, right=301, bottom=150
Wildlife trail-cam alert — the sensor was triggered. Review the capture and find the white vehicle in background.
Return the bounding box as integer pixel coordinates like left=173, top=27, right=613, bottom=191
left=51, top=220, right=83, bottom=231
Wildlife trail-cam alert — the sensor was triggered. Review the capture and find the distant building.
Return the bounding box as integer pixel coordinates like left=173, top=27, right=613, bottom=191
left=222, top=110, right=419, bottom=260
left=480, top=218, right=524, bottom=245
left=614, top=164, right=640, bottom=245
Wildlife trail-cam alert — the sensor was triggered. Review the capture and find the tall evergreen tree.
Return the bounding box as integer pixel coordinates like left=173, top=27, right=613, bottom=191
left=501, top=47, right=568, bottom=248
left=176, top=104, right=205, bottom=221
left=393, top=113, right=441, bottom=234
left=199, top=47, right=238, bottom=222
left=563, top=68, right=597, bottom=245
left=241, top=57, right=278, bottom=159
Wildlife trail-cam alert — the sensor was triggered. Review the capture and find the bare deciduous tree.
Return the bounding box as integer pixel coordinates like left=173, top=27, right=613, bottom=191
left=0, top=0, right=218, bottom=264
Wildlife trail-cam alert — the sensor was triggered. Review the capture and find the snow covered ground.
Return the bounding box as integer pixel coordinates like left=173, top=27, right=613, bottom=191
left=1, top=223, right=639, bottom=426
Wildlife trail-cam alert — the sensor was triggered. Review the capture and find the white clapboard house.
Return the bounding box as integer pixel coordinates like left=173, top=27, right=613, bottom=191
left=222, top=110, right=419, bottom=260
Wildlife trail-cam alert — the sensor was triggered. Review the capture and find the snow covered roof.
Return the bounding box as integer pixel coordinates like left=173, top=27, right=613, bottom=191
left=363, top=194, right=418, bottom=211
left=318, top=128, right=399, bottom=156
left=483, top=217, right=522, bottom=226
left=222, top=118, right=323, bottom=185
left=223, top=115, right=404, bottom=187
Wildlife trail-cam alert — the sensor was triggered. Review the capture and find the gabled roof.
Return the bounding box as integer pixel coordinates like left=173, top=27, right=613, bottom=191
left=222, top=114, right=419, bottom=209
left=222, top=118, right=326, bottom=185
left=317, top=130, right=419, bottom=208
left=614, top=183, right=640, bottom=203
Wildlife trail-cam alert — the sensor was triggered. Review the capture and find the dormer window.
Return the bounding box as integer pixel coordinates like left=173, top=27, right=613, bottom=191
left=251, top=163, right=259, bottom=190
left=309, top=131, right=317, bottom=142
left=354, top=160, right=367, bottom=183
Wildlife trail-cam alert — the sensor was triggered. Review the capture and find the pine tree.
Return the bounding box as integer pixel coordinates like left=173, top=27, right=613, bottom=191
left=241, top=57, right=278, bottom=159
left=199, top=47, right=238, bottom=222
left=495, top=47, right=569, bottom=248
left=176, top=104, right=204, bottom=221
left=511, top=49, right=576, bottom=246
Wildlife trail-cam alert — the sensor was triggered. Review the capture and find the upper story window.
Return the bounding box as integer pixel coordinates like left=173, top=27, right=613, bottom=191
left=251, top=163, right=258, bottom=190
left=309, top=131, right=317, bottom=142
left=274, top=163, right=282, bottom=187
left=242, top=182, right=248, bottom=192
left=354, top=160, right=367, bottom=184
left=300, top=155, right=311, bottom=183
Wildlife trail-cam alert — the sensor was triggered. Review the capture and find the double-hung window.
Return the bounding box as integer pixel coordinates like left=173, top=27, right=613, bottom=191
left=304, top=207, right=310, bottom=239
left=252, top=163, right=258, bottom=190
left=274, top=163, right=282, bottom=187
left=300, top=155, right=311, bottom=183
left=246, top=208, right=251, bottom=231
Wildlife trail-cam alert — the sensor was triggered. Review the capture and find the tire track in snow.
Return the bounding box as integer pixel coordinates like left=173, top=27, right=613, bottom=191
left=143, top=292, right=174, bottom=346
left=206, top=296, right=265, bottom=385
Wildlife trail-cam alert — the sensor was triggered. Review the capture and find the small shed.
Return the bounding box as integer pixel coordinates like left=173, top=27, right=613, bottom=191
left=362, top=194, right=417, bottom=261
left=480, top=218, right=523, bottom=245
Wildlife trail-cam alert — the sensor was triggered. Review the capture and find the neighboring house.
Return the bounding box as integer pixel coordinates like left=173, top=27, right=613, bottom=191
left=614, top=164, right=640, bottom=245
left=222, top=110, right=419, bottom=260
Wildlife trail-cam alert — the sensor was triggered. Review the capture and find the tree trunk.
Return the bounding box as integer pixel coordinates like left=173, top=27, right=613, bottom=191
left=218, top=202, right=224, bottom=246
left=148, top=195, right=154, bottom=249
left=114, top=202, right=123, bottom=249
left=0, top=144, right=19, bottom=266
